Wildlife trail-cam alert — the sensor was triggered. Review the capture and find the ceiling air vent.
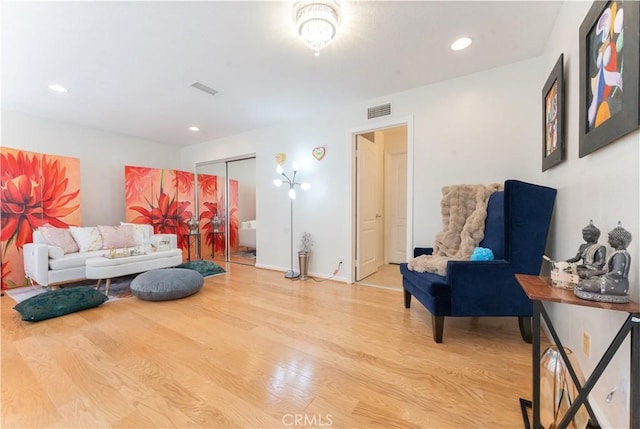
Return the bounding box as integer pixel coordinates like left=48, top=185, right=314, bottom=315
left=367, top=103, right=391, bottom=119
left=191, top=81, right=219, bottom=97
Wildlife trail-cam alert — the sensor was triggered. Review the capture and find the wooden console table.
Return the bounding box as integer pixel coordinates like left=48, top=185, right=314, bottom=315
left=515, top=274, right=639, bottom=429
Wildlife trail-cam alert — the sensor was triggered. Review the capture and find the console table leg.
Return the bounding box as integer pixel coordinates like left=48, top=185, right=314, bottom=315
left=631, top=315, right=639, bottom=428
left=533, top=300, right=541, bottom=428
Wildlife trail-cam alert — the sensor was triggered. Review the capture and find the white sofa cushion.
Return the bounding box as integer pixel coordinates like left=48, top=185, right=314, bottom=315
left=48, top=246, right=65, bottom=259
left=69, top=226, right=104, bottom=252
left=48, top=249, right=106, bottom=270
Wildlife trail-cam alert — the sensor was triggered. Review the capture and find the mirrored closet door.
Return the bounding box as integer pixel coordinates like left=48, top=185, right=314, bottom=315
left=196, top=157, right=256, bottom=266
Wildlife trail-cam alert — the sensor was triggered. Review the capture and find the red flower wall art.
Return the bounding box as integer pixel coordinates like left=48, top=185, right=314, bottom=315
left=1, top=147, right=81, bottom=289
left=125, top=166, right=238, bottom=262
left=125, top=166, right=195, bottom=260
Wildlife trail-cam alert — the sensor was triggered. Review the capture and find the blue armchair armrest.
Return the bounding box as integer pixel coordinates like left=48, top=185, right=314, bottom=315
left=414, top=247, right=433, bottom=257
left=446, top=260, right=532, bottom=317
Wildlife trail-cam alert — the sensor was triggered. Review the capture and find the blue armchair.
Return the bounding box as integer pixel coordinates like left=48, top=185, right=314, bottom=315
left=400, top=180, right=557, bottom=343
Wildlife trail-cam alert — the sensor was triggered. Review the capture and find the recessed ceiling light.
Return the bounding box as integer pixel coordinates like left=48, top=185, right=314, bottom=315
left=189, top=126, right=200, bottom=132
left=451, top=37, right=472, bottom=51
left=48, top=84, right=68, bottom=93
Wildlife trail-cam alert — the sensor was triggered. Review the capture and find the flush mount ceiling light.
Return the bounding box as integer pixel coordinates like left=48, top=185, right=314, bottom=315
left=293, top=1, right=340, bottom=56
left=48, top=84, right=68, bottom=93
left=188, top=126, right=200, bottom=132
left=451, top=37, right=473, bottom=51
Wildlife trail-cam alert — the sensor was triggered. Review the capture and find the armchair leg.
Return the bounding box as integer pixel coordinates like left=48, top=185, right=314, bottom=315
left=518, top=316, right=533, bottom=344
left=432, top=315, right=444, bottom=343
left=403, top=288, right=411, bottom=308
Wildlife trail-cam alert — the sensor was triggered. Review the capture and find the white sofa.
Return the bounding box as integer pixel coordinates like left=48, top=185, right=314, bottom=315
left=23, top=224, right=182, bottom=288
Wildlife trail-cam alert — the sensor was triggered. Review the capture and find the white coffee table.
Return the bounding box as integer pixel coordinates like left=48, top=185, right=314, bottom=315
left=85, top=249, right=182, bottom=295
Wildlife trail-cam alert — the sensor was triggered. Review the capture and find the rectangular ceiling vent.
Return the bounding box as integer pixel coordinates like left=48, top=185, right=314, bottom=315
left=367, top=103, right=391, bottom=119
left=191, top=81, right=219, bottom=97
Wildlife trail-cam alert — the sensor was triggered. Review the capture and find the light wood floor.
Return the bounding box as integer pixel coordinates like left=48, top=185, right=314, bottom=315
left=2, top=264, right=533, bottom=428
left=356, top=263, right=403, bottom=291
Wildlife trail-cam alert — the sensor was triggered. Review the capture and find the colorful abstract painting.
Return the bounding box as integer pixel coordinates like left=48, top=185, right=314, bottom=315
left=124, top=166, right=195, bottom=260
left=586, top=0, right=624, bottom=131
left=579, top=0, right=639, bottom=157
left=1, top=147, right=81, bottom=289
left=545, top=81, right=559, bottom=157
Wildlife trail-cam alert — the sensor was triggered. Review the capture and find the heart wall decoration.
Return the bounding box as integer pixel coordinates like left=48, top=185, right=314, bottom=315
left=312, top=146, right=326, bottom=161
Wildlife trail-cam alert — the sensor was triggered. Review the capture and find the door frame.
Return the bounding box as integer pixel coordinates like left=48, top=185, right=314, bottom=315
left=348, top=116, right=414, bottom=284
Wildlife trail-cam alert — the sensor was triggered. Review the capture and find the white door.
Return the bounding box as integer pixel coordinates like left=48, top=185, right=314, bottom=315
left=385, top=150, right=407, bottom=263
left=356, top=135, right=382, bottom=281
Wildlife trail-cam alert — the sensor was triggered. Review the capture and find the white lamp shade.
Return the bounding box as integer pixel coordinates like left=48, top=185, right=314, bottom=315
left=292, top=161, right=300, bottom=172
left=301, top=182, right=311, bottom=191
left=273, top=179, right=283, bottom=187
left=276, top=164, right=284, bottom=174
left=288, top=188, right=297, bottom=199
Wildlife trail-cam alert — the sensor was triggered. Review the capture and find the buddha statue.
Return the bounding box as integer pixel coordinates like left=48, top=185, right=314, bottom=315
left=566, top=220, right=607, bottom=279
left=574, top=222, right=632, bottom=303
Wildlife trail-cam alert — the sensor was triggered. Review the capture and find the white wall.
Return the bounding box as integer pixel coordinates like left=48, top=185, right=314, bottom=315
left=534, top=2, right=639, bottom=427
left=1, top=109, right=182, bottom=225
left=181, top=57, right=544, bottom=281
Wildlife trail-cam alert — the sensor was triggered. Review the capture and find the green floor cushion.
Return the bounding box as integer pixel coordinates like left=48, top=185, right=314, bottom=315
left=13, top=286, right=108, bottom=322
left=130, top=268, right=204, bottom=301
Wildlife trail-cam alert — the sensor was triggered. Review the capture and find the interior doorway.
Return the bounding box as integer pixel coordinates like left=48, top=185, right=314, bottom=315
left=196, top=156, right=256, bottom=267
left=353, top=125, right=408, bottom=289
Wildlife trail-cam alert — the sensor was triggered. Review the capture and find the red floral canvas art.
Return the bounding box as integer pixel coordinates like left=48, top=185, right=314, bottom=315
left=125, top=166, right=195, bottom=259
left=1, top=147, right=81, bottom=289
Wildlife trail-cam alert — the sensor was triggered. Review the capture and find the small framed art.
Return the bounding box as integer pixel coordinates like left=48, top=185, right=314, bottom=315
left=578, top=0, right=639, bottom=158
left=542, top=53, right=565, bottom=171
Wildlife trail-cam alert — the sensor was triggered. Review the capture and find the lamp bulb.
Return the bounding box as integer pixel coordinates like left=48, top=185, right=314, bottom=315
left=292, top=161, right=300, bottom=172
left=273, top=179, right=283, bottom=187
left=301, top=182, right=311, bottom=191
left=276, top=164, right=284, bottom=174
left=288, top=188, right=297, bottom=199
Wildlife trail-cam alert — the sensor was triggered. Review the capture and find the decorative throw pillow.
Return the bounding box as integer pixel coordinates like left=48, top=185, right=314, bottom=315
left=48, top=246, right=65, bottom=259
left=13, top=286, right=108, bottom=322
left=69, top=226, right=103, bottom=252
left=38, top=227, right=79, bottom=254
left=471, top=247, right=494, bottom=261
left=120, top=222, right=153, bottom=246
left=98, top=225, right=137, bottom=249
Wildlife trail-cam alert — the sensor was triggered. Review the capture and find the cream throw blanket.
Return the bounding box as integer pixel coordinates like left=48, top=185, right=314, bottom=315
left=408, top=183, right=503, bottom=276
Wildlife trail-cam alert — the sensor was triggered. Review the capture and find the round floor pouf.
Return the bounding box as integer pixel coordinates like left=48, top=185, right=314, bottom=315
left=131, top=268, right=204, bottom=301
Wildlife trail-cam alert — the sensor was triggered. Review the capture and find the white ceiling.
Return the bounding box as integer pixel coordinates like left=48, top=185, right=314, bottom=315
left=2, top=1, right=564, bottom=147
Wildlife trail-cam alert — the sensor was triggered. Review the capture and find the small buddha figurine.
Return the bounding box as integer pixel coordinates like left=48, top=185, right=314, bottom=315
left=574, top=221, right=632, bottom=303
left=566, top=220, right=607, bottom=279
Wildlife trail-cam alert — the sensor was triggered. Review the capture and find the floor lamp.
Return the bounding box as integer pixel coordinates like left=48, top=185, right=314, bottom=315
left=274, top=162, right=310, bottom=279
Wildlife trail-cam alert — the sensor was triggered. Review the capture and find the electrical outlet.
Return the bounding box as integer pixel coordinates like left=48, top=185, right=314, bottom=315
left=583, top=331, right=591, bottom=357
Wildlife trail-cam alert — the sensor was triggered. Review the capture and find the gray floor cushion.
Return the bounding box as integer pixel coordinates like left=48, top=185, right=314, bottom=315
left=131, top=268, right=204, bottom=301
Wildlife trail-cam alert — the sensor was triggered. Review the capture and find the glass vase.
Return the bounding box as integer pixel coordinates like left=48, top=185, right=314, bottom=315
left=539, top=345, right=589, bottom=429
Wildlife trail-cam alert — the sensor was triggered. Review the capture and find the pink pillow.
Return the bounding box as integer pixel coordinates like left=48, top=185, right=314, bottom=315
left=98, top=225, right=137, bottom=249
left=38, top=227, right=79, bottom=254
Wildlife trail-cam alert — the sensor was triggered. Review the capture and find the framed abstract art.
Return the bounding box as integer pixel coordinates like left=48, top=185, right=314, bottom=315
left=542, top=53, right=565, bottom=171
left=579, top=0, right=639, bottom=157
